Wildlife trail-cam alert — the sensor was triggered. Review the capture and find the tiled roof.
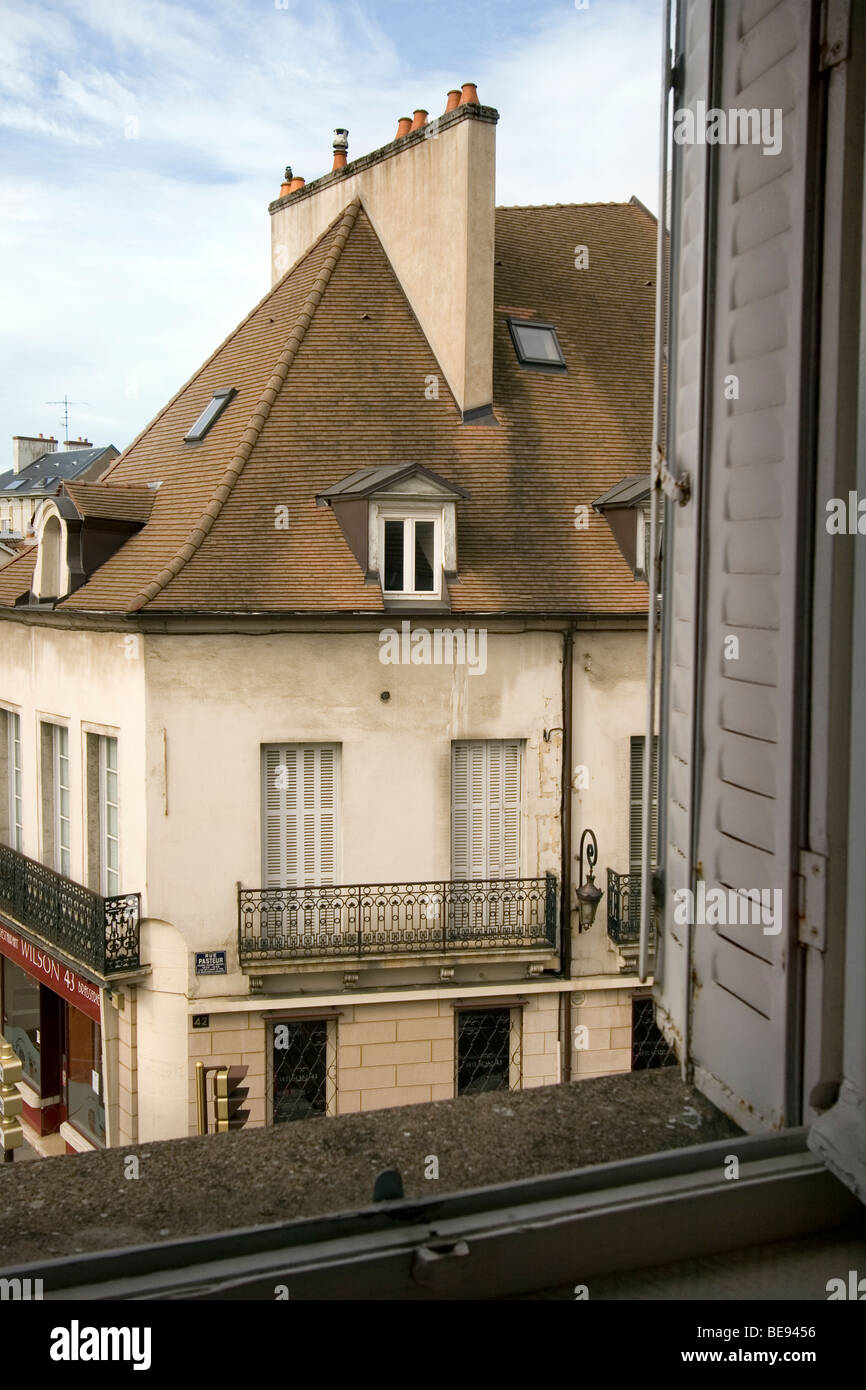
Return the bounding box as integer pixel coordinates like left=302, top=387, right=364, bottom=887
left=0, top=546, right=36, bottom=604
left=63, top=481, right=156, bottom=523
left=0, top=199, right=656, bottom=615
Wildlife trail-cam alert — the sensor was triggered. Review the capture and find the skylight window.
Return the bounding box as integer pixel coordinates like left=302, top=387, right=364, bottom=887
left=184, top=388, right=236, bottom=442
left=507, top=319, right=567, bottom=371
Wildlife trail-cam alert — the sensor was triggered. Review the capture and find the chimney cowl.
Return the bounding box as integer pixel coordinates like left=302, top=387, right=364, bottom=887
left=331, top=128, right=349, bottom=171
left=280, top=165, right=293, bottom=196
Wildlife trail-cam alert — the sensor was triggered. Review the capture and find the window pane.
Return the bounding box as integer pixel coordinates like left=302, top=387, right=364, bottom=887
left=383, top=520, right=404, bottom=592
left=414, top=521, right=435, bottom=591
left=1, top=960, right=41, bottom=1091
left=66, top=1007, right=105, bottom=1146
left=456, top=1008, right=511, bottom=1095
left=273, top=1020, right=328, bottom=1122
left=513, top=323, right=563, bottom=364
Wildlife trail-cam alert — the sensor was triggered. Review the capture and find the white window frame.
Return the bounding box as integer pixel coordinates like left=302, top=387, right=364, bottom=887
left=378, top=507, right=442, bottom=599
left=4, top=710, right=23, bottom=852
left=98, top=735, right=119, bottom=897
left=52, top=723, right=70, bottom=878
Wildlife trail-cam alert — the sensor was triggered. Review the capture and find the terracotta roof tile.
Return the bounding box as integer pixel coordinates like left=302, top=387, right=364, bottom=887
left=27, top=199, right=655, bottom=617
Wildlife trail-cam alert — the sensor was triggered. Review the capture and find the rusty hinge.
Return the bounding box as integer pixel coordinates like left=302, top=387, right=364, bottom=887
left=797, top=850, right=827, bottom=950
left=820, top=0, right=851, bottom=72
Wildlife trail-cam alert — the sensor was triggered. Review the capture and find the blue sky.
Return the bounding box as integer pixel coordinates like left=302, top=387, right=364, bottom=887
left=0, top=0, right=661, bottom=455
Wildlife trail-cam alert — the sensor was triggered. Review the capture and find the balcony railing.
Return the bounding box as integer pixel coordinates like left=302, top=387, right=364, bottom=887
left=0, top=843, right=140, bottom=976
left=238, top=874, right=558, bottom=964
left=607, top=869, right=656, bottom=955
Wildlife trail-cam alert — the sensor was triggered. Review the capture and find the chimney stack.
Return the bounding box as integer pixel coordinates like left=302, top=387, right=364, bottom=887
left=332, top=128, right=349, bottom=171
left=12, top=434, right=57, bottom=474
left=269, top=84, right=497, bottom=415
left=64, top=437, right=92, bottom=451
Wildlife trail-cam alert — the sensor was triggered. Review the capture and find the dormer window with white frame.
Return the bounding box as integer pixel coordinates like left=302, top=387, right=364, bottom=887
left=381, top=512, right=439, bottom=597
left=315, top=462, right=470, bottom=611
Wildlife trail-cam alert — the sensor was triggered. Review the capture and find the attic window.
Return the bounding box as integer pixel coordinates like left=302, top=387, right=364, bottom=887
left=381, top=515, right=439, bottom=597
left=184, top=388, right=236, bottom=442
left=507, top=319, right=566, bottom=371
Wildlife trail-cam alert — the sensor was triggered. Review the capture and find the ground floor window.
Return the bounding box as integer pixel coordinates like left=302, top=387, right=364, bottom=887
left=456, top=1007, right=515, bottom=1095
left=65, top=1004, right=105, bottom=1145
left=1, top=957, right=41, bottom=1090
left=271, top=1018, right=331, bottom=1122
left=631, top=995, right=677, bottom=1071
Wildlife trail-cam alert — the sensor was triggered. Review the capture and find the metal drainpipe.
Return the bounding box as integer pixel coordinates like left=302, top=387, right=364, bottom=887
left=561, top=625, right=574, bottom=1081
left=639, top=0, right=674, bottom=985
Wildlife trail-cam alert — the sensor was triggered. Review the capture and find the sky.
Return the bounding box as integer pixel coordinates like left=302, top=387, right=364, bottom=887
left=0, top=0, right=662, bottom=456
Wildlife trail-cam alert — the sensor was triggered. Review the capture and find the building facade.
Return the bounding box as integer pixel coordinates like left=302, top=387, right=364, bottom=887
left=0, top=87, right=662, bottom=1151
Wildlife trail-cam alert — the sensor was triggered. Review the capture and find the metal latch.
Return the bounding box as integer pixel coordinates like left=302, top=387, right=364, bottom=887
left=798, top=850, right=827, bottom=950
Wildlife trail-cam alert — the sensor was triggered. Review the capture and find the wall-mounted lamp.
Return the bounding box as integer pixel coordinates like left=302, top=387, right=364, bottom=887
left=576, top=828, right=603, bottom=932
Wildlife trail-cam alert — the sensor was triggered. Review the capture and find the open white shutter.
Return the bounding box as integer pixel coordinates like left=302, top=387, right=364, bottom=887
left=655, top=0, right=714, bottom=1070
left=660, top=0, right=818, bottom=1131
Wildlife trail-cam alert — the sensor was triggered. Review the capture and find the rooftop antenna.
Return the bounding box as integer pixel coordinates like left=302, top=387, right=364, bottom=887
left=46, top=394, right=89, bottom=444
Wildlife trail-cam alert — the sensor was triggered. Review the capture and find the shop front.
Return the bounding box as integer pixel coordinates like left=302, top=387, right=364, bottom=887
left=0, top=921, right=105, bottom=1153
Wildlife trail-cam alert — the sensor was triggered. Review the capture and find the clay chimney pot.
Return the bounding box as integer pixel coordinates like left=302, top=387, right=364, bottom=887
left=395, top=116, right=412, bottom=139
left=460, top=82, right=479, bottom=106
left=444, top=89, right=461, bottom=113
left=410, top=109, right=428, bottom=130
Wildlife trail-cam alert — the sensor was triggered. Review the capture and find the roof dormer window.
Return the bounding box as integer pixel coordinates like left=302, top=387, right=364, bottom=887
left=184, top=388, right=236, bottom=442
left=382, top=516, right=438, bottom=595
left=507, top=318, right=567, bottom=371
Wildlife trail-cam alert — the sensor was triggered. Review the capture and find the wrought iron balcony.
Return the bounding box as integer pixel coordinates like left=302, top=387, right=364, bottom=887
left=0, top=843, right=140, bottom=976
left=607, top=869, right=656, bottom=955
left=238, top=874, right=558, bottom=964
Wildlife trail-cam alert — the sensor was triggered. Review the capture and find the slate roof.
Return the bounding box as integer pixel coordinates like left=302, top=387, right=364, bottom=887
left=0, top=197, right=656, bottom=615
left=0, top=446, right=116, bottom=497
left=593, top=475, right=651, bottom=509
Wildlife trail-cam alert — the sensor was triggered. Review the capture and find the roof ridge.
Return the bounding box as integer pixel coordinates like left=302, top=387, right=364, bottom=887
left=124, top=197, right=362, bottom=614
left=98, top=203, right=361, bottom=486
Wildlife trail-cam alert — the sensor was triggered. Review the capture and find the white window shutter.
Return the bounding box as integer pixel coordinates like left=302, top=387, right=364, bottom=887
left=452, top=740, right=522, bottom=880
left=263, top=745, right=338, bottom=888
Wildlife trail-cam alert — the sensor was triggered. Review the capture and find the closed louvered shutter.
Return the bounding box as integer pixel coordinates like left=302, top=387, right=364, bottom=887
left=660, top=0, right=818, bottom=1131
left=630, top=736, right=658, bottom=877
left=452, top=740, right=521, bottom=880
left=263, top=745, right=339, bottom=887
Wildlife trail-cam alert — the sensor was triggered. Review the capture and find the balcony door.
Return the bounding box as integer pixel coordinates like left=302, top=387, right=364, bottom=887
left=451, top=740, right=522, bottom=938
left=451, top=739, right=522, bottom=881
left=261, top=745, right=340, bottom=941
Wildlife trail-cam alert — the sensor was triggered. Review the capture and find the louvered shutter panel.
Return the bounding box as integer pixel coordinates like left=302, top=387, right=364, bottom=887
left=452, top=741, right=522, bottom=880
left=630, top=736, right=658, bottom=877
left=501, top=741, right=521, bottom=879
left=661, top=0, right=817, bottom=1130
left=263, top=745, right=338, bottom=888
left=655, top=0, right=714, bottom=1070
